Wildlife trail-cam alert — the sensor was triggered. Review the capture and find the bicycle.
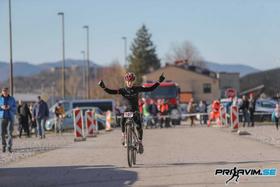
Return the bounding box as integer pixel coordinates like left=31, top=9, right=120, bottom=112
left=124, top=112, right=140, bottom=167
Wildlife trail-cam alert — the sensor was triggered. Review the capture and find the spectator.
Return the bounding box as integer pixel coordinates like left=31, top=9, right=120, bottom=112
left=156, top=99, right=162, bottom=112
left=142, top=99, right=151, bottom=128
left=274, top=103, right=280, bottom=130
left=248, top=93, right=256, bottom=127
left=0, top=87, right=16, bottom=153
left=240, top=95, right=250, bottom=127
left=198, top=100, right=207, bottom=125
left=159, top=99, right=170, bottom=128
left=188, top=98, right=196, bottom=126
left=29, top=103, right=37, bottom=137
left=54, top=102, right=65, bottom=134
left=115, top=106, right=121, bottom=127
left=148, top=99, right=158, bottom=126
left=17, top=100, right=32, bottom=138
left=32, top=96, right=49, bottom=139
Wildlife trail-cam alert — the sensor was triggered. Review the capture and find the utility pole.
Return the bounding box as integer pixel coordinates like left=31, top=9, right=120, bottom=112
left=83, top=25, right=90, bottom=99
left=122, top=36, right=127, bottom=69
left=58, top=12, right=66, bottom=99
left=9, top=0, right=14, bottom=95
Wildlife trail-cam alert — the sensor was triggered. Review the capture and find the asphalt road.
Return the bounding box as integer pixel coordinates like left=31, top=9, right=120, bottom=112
left=1, top=126, right=280, bottom=187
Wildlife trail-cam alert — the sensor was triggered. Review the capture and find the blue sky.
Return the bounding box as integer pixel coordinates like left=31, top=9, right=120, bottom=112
left=1, top=0, right=280, bottom=70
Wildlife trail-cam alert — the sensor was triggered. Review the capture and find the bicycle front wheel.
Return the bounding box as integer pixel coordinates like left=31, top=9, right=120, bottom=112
left=132, top=143, right=136, bottom=165
left=127, top=127, right=133, bottom=167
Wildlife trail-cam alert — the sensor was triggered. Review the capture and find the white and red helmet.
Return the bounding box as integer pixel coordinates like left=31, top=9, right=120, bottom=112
left=124, top=72, right=136, bottom=81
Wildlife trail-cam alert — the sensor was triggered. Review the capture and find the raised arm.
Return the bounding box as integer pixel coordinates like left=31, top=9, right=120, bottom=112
left=138, top=73, right=165, bottom=92
left=138, top=82, right=160, bottom=92
left=98, top=80, right=120, bottom=95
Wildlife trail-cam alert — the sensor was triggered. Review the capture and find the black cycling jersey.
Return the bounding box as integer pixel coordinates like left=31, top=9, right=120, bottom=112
left=103, top=82, right=160, bottom=112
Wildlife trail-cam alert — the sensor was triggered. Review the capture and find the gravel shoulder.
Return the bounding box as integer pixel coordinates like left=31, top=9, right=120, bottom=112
left=0, top=132, right=75, bottom=167
left=220, top=123, right=280, bottom=148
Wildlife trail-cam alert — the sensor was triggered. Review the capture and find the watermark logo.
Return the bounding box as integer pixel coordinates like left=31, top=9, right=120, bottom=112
left=215, top=167, right=277, bottom=184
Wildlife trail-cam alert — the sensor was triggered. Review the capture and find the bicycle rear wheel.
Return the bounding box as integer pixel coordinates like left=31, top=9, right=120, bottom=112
left=127, top=127, right=133, bottom=167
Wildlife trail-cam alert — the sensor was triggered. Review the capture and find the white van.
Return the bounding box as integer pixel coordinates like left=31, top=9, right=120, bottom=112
left=49, top=99, right=115, bottom=117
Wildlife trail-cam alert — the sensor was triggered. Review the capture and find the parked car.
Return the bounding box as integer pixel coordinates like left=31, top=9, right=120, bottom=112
left=45, top=107, right=106, bottom=131
left=48, top=99, right=116, bottom=120
left=254, top=99, right=276, bottom=122
left=255, top=99, right=276, bottom=113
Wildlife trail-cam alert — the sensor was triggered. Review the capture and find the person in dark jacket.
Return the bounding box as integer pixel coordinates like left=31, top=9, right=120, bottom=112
left=17, top=100, right=32, bottom=138
left=0, top=87, right=17, bottom=153
left=240, top=95, right=250, bottom=127
left=29, top=103, right=37, bottom=137
left=248, top=93, right=257, bottom=127
left=32, top=96, right=49, bottom=139
left=148, top=99, right=158, bottom=127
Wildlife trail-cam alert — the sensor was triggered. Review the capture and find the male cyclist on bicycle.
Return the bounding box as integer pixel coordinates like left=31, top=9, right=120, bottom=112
left=98, top=72, right=165, bottom=154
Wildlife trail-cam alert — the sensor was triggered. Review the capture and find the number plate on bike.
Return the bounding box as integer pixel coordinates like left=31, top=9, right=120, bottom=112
left=124, top=112, right=134, bottom=118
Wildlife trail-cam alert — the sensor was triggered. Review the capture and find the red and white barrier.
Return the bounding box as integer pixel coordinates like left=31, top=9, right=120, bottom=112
left=230, top=105, right=239, bottom=132
left=105, top=111, right=112, bottom=131
left=220, top=106, right=227, bottom=126
left=86, top=110, right=97, bottom=137
left=93, top=111, right=99, bottom=134
left=73, top=108, right=86, bottom=141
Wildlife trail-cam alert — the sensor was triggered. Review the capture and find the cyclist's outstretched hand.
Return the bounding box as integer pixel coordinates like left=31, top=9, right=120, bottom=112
left=158, top=73, right=165, bottom=83
left=98, top=80, right=106, bottom=89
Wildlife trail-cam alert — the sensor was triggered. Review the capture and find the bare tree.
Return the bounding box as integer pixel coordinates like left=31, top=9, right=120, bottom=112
left=91, top=60, right=126, bottom=104
left=165, top=41, right=206, bottom=68
left=67, top=76, right=81, bottom=98
left=64, top=68, right=82, bottom=98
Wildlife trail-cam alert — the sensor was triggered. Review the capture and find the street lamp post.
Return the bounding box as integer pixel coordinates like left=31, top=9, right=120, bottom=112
left=83, top=25, right=90, bottom=99
left=81, top=50, right=86, bottom=99
left=58, top=12, right=66, bottom=99
left=9, top=0, right=14, bottom=95
left=122, top=36, right=127, bottom=69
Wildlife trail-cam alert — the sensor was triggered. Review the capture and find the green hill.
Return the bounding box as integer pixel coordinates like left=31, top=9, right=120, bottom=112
left=240, top=68, right=280, bottom=97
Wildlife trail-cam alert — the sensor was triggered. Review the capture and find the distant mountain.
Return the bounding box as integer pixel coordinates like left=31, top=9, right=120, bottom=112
left=205, top=61, right=260, bottom=77
left=0, top=60, right=260, bottom=82
left=0, top=59, right=98, bottom=82
left=0, top=61, right=43, bottom=82
left=240, top=67, right=280, bottom=96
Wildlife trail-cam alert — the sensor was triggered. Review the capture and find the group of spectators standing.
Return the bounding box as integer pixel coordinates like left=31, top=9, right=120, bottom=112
left=239, top=93, right=280, bottom=130
left=116, top=92, right=280, bottom=130
left=187, top=99, right=208, bottom=126
left=140, top=98, right=171, bottom=128
left=239, top=94, right=258, bottom=127
left=137, top=97, right=208, bottom=128
left=17, top=96, right=49, bottom=139
left=0, top=87, right=50, bottom=153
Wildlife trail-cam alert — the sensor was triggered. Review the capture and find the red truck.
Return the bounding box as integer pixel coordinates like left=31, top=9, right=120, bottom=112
left=141, top=81, right=181, bottom=125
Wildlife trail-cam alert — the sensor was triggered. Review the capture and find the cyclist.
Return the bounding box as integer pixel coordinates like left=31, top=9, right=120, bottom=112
left=98, top=72, right=165, bottom=154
